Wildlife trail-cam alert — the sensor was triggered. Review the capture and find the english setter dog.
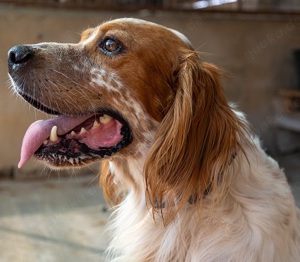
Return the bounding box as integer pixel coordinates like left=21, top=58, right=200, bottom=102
left=8, top=18, right=300, bottom=261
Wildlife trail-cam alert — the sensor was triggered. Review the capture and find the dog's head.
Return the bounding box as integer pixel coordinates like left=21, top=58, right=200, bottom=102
left=8, top=18, right=186, bottom=167
left=9, top=18, right=246, bottom=208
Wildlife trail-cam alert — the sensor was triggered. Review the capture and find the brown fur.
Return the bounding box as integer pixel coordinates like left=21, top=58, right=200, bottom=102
left=9, top=18, right=300, bottom=261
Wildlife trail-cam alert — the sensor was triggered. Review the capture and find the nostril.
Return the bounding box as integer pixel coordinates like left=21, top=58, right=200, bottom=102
left=8, top=45, right=32, bottom=65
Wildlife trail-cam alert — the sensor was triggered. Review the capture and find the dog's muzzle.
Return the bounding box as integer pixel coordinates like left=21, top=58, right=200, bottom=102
left=7, top=44, right=133, bottom=168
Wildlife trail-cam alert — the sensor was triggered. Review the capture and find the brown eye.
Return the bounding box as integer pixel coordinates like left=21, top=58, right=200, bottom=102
left=105, top=39, right=118, bottom=52
left=100, top=38, right=122, bottom=55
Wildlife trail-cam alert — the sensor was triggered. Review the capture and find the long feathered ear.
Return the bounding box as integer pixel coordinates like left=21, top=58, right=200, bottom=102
left=144, top=51, right=248, bottom=220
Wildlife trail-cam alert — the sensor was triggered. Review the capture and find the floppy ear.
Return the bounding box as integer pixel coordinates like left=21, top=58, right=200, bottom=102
left=144, top=51, right=247, bottom=217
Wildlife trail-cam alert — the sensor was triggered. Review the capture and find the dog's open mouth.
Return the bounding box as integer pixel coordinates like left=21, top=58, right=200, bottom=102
left=18, top=111, right=132, bottom=168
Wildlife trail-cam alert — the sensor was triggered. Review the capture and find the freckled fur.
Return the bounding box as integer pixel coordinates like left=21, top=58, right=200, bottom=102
left=10, top=18, right=300, bottom=261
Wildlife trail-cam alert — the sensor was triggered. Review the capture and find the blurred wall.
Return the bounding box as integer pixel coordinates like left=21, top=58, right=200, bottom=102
left=1, top=6, right=300, bottom=171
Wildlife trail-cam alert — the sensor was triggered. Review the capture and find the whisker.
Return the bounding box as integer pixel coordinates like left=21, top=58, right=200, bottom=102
left=49, top=68, right=100, bottom=113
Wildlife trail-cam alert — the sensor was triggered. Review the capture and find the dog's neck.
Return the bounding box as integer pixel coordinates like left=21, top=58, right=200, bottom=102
left=109, top=155, right=147, bottom=203
left=109, top=149, right=239, bottom=210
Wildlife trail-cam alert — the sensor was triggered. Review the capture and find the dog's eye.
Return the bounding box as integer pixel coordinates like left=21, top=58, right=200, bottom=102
left=100, top=38, right=122, bottom=55
left=105, top=39, right=118, bottom=52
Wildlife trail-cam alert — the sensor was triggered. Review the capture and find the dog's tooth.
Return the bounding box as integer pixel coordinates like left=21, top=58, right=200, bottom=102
left=80, top=127, right=87, bottom=134
left=99, top=114, right=112, bottom=124
left=70, top=131, right=76, bottom=136
left=50, top=126, right=58, bottom=142
left=92, top=120, right=100, bottom=128
left=43, top=140, right=48, bottom=145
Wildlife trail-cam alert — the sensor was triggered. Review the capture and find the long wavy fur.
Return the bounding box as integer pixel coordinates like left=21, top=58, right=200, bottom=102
left=144, top=51, right=248, bottom=222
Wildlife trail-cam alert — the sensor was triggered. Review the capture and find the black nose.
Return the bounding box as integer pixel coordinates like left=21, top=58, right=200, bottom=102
left=8, top=45, right=33, bottom=67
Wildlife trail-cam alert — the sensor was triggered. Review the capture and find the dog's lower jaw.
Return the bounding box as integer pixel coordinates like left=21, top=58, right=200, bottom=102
left=35, top=152, right=94, bottom=168
left=34, top=132, right=131, bottom=168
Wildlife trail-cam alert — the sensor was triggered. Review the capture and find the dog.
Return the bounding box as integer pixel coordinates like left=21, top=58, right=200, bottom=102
left=8, top=18, right=300, bottom=261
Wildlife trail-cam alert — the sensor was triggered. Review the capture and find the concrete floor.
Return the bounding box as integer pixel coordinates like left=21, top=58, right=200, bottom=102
left=0, top=153, right=299, bottom=262
left=0, top=174, right=109, bottom=262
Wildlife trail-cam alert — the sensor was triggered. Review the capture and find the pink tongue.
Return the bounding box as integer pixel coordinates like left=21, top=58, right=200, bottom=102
left=18, top=115, right=93, bottom=168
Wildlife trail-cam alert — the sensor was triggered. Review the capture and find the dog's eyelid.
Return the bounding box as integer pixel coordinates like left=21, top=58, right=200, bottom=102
left=102, top=34, right=118, bottom=41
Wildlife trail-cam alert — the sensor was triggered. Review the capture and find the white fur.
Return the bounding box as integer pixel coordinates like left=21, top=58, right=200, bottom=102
left=106, top=113, right=300, bottom=262
left=90, top=67, right=123, bottom=92
left=14, top=18, right=298, bottom=261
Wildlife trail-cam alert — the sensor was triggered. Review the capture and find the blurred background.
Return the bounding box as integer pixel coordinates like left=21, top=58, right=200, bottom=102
left=0, top=0, right=300, bottom=261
